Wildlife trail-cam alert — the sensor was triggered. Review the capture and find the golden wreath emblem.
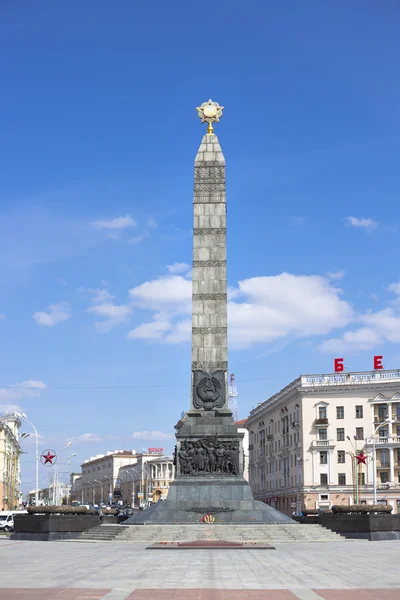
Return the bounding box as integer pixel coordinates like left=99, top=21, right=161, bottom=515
left=202, top=514, right=216, bottom=524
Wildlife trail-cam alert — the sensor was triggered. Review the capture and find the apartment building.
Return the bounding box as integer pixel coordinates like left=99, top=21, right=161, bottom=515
left=79, top=450, right=139, bottom=505
left=118, top=453, right=174, bottom=507
left=246, top=369, right=400, bottom=516
left=0, top=415, right=22, bottom=510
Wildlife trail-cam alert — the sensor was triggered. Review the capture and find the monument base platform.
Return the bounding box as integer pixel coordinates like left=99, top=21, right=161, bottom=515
left=125, top=477, right=295, bottom=524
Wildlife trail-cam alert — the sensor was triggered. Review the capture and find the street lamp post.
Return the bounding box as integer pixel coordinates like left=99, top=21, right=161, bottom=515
left=102, top=476, right=113, bottom=505
left=123, top=470, right=137, bottom=507
left=372, top=416, right=392, bottom=504
left=15, top=412, right=39, bottom=506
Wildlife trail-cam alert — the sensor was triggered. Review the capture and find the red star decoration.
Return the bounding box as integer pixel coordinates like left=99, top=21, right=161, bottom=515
left=356, top=451, right=367, bottom=465
left=42, top=451, right=56, bottom=465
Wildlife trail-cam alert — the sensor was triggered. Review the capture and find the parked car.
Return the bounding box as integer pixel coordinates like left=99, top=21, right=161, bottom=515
left=0, top=510, right=28, bottom=532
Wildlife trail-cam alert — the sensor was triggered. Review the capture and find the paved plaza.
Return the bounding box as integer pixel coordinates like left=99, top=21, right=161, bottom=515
left=0, top=538, right=400, bottom=599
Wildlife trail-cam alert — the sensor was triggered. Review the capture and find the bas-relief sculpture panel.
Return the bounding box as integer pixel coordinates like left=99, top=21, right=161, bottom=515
left=177, top=437, right=241, bottom=477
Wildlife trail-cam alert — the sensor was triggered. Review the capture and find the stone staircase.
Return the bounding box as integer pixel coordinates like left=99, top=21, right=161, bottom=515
left=72, top=523, right=345, bottom=543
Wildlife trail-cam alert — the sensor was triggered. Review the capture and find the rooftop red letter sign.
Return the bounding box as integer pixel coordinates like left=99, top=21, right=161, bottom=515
left=334, top=358, right=344, bottom=372
left=374, top=355, right=383, bottom=370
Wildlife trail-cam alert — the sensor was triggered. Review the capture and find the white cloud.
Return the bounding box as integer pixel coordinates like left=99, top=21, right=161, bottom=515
left=167, top=262, right=190, bottom=275
left=147, top=217, right=158, bottom=229
left=74, top=433, right=104, bottom=443
left=0, top=380, right=47, bottom=401
left=291, top=216, right=306, bottom=226
left=345, top=216, right=378, bottom=232
left=129, top=275, right=191, bottom=313
left=319, top=327, right=382, bottom=353
left=132, top=430, right=174, bottom=440
left=228, top=273, right=353, bottom=348
left=87, top=288, right=131, bottom=332
left=91, top=215, right=137, bottom=230
left=0, top=403, right=22, bottom=415
left=327, top=270, right=345, bottom=281
left=127, top=270, right=353, bottom=349
left=319, top=281, right=400, bottom=353
left=33, top=302, right=71, bottom=327
left=128, top=232, right=149, bottom=245
left=127, top=317, right=170, bottom=341
left=388, top=282, right=400, bottom=296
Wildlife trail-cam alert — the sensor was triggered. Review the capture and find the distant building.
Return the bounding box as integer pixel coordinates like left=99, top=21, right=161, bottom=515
left=0, top=415, right=22, bottom=510
left=80, top=450, right=140, bottom=505
left=118, top=452, right=174, bottom=507
left=27, top=482, right=71, bottom=506
left=235, top=419, right=249, bottom=481
left=246, top=369, right=400, bottom=516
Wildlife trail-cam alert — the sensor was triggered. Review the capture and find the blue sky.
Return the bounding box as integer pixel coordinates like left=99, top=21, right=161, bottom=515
left=1, top=1, right=399, bottom=491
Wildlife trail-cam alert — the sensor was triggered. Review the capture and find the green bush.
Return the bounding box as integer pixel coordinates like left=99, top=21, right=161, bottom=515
left=27, top=505, right=88, bottom=515
left=331, top=504, right=392, bottom=514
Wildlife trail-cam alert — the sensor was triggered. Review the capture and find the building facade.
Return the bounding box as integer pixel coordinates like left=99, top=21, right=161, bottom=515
left=246, top=369, right=400, bottom=516
left=235, top=419, right=249, bottom=481
left=118, top=454, right=175, bottom=507
left=79, top=450, right=139, bottom=505
left=0, top=415, right=22, bottom=510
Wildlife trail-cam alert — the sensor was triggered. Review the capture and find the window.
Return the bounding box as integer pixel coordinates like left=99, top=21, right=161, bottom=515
left=378, top=406, right=387, bottom=421
left=319, top=428, right=327, bottom=441
left=320, top=452, right=327, bottom=465
left=380, top=472, right=389, bottom=483
left=337, top=450, right=345, bottom=463
left=379, top=428, right=388, bottom=438
left=336, top=406, right=344, bottom=419
left=355, top=405, right=363, bottom=419
left=380, top=449, right=389, bottom=467
left=355, top=427, right=364, bottom=441
left=338, top=473, right=346, bottom=486
left=320, top=494, right=329, bottom=500
left=377, top=499, right=387, bottom=505
left=358, top=472, right=365, bottom=486
left=318, top=406, right=327, bottom=419
left=397, top=426, right=400, bottom=437
left=337, top=428, right=345, bottom=441
left=320, top=473, right=328, bottom=486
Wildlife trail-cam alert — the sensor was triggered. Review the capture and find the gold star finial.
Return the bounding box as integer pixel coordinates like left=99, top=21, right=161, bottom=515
left=196, top=99, right=224, bottom=134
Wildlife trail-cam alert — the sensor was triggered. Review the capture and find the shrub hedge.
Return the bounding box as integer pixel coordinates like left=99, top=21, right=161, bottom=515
left=27, top=505, right=88, bottom=515
left=331, top=504, right=392, bottom=514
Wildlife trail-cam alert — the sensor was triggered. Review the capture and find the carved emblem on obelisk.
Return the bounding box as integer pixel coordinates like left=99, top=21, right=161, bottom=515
left=196, top=99, right=224, bottom=134
left=193, top=370, right=225, bottom=410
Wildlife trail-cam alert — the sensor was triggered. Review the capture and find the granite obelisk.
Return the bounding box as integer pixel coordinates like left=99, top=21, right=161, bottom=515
left=125, top=101, right=294, bottom=523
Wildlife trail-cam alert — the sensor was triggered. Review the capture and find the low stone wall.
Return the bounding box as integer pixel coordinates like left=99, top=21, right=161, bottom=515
left=320, top=513, right=400, bottom=540
left=11, top=513, right=101, bottom=541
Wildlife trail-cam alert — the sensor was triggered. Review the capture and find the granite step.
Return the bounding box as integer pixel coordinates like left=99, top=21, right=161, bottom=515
left=72, top=523, right=345, bottom=543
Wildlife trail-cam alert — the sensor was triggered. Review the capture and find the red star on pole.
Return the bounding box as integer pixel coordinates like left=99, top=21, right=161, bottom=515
left=42, top=450, right=56, bottom=465
left=356, top=451, right=367, bottom=465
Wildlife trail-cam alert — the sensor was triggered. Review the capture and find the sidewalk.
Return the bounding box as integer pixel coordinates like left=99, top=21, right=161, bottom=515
left=0, top=539, right=399, bottom=599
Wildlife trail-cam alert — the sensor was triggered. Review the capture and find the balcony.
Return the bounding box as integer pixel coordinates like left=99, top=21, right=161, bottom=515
left=366, top=436, right=400, bottom=446
left=311, top=439, right=335, bottom=448
left=314, top=418, right=329, bottom=426
left=374, top=416, right=388, bottom=424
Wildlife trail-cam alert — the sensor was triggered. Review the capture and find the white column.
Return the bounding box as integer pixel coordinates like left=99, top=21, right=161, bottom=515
left=388, top=402, right=393, bottom=425
left=328, top=449, right=333, bottom=484
left=389, top=447, right=395, bottom=483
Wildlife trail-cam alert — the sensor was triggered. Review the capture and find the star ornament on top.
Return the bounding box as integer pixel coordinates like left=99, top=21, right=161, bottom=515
left=41, top=449, right=57, bottom=466
left=356, top=451, right=367, bottom=465
left=196, top=99, right=224, bottom=134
